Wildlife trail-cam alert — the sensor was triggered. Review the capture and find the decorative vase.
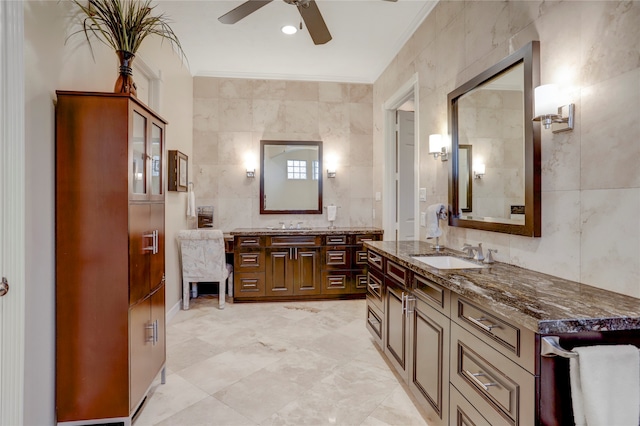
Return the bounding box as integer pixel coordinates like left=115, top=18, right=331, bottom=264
left=114, top=50, right=137, bottom=96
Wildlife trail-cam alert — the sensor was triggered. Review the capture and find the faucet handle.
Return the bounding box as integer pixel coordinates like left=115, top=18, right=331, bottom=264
left=279, top=221, right=285, bottom=229
left=484, top=248, right=498, bottom=264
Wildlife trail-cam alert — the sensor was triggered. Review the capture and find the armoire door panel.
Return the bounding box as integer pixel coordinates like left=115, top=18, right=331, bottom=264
left=129, top=203, right=151, bottom=305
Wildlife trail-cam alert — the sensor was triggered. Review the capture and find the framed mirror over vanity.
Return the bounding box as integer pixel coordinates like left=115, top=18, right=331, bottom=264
left=260, top=140, right=323, bottom=214
left=448, top=41, right=541, bottom=237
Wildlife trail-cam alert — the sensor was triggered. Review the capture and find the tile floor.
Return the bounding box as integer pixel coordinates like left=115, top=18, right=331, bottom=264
left=134, top=296, right=429, bottom=426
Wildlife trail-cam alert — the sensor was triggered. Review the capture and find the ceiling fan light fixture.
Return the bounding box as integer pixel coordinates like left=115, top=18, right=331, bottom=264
left=281, top=25, right=297, bottom=35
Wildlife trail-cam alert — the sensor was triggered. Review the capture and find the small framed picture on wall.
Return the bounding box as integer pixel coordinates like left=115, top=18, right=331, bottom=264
left=168, top=150, right=188, bottom=192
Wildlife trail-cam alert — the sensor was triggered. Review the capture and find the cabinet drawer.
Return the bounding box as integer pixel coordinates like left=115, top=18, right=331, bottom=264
left=368, top=250, right=383, bottom=271
left=354, top=249, right=368, bottom=266
left=453, top=295, right=535, bottom=373
left=236, top=236, right=263, bottom=247
left=450, top=385, right=492, bottom=426
left=354, top=233, right=381, bottom=245
left=324, top=248, right=351, bottom=268
left=450, top=323, right=535, bottom=425
left=325, top=235, right=348, bottom=245
left=413, top=273, right=449, bottom=315
left=353, top=272, right=367, bottom=292
left=269, top=235, right=319, bottom=246
left=366, top=301, right=383, bottom=347
left=236, top=251, right=264, bottom=270
left=366, top=271, right=383, bottom=311
left=235, top=272, right=265, bottom=297
left=386, top=260, right=407, bottom=286
left=321, top=271, right=350, bottom=295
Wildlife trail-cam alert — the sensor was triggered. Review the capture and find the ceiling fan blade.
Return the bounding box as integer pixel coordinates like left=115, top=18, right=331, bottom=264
left=297, top=0, right=332, bottom=45
left=218, top=0, right=273, bottom=24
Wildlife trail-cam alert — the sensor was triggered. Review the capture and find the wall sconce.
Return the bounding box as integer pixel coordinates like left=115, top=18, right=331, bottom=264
left=326, top=154, right=337, bottom=178
left=532, top=84, right=575, bottom=133
left=244, top=153, right=256, bottom=178
left=473, top=163, right=485, bottom=179
left=429, top=134, right=448, bottom=161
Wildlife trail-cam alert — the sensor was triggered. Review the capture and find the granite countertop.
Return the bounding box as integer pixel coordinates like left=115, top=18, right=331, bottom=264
left=364, top=240, right=640, bottom=335
left=230, top=227, right=383, bottom=236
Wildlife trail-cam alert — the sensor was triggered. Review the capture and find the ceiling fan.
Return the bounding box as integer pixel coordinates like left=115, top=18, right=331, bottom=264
left=218, top=0, right=397, bottom=46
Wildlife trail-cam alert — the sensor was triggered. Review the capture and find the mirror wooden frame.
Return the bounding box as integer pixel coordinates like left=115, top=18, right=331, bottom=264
left=458, top=144, right=472, bottom=213
left=260, top=140, right=323, bottom=215
left=448, top=41, right=541, bottom=237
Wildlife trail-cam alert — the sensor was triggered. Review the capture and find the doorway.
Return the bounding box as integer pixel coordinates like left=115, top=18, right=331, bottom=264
left=383, top=75, right=419, bottom=242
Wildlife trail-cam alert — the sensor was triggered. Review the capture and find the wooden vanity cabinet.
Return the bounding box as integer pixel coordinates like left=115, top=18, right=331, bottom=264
left=233, top=231, right=381, bottom=301
left=365, top=250, right=538, bottom=426
left=55, top=91, right=167, bottom=425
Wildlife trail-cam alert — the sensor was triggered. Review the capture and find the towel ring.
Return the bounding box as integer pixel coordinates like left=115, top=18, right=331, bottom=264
left=541, top=336, right=578, bottom=358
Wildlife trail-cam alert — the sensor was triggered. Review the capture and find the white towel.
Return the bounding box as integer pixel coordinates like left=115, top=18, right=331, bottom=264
left=426, top=203, right=445, bottom=238
left=187, top=189, right=196, bottom=219
left=327, top=205, right=337, bottom=222
left=570, top=345, right=640, bottom=426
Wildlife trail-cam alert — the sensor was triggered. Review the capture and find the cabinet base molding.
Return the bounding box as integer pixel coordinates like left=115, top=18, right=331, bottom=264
left=233, top=293, right=365, bottom=303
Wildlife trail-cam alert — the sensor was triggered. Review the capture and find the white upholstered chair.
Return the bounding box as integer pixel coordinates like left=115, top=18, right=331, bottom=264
left=177, top=229, right=232, bottom=310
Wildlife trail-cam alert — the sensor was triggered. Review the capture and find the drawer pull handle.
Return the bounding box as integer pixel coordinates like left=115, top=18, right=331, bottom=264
left=368, top=283, right=380, bottom=290
left=467, top=316, right=501, bottom=332
left=466, top=371, right=498, bottom=391
left=243, top=239, right=258, bottom=244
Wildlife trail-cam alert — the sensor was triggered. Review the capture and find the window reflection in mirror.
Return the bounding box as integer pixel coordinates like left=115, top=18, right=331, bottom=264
left=260, top=140, right=323, bottom=214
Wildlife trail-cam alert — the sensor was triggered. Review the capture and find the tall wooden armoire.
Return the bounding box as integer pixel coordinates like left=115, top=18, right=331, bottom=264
left=55, top=91, right=167, bottom=425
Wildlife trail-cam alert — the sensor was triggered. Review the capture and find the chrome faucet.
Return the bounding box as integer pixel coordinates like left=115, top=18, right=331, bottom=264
left=461, top=243, right=484, bottom=261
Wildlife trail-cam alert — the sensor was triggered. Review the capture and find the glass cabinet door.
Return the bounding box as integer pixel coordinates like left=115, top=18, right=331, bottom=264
left=132, top=111, right=147, bottom=195
left=150, top=123, right=163, bottom=196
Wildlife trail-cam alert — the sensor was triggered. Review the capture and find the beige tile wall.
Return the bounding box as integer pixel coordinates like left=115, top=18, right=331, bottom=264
left=373, top=1, right=640, bottom=297
left=192, top=78, right=374, bottom=230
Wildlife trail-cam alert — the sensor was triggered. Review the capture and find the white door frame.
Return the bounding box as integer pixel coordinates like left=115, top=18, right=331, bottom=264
left=382, top=74, right=419, bottom=241
left=0, top=1, right=26, bottom=425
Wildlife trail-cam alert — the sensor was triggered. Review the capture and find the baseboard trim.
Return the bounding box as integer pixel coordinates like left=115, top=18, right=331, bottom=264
left=167, top=299, right=181, bottom=323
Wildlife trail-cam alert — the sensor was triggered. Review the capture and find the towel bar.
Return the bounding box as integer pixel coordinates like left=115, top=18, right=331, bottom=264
left=541, top=336, right=578, bottom=358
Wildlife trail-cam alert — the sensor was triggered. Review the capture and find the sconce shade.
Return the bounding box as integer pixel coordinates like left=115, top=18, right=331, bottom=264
left=474, top=163, right=485, bottom=175
left=534, top=84, right=560, bottom=117
left=429, top=134, right=443, bottom=154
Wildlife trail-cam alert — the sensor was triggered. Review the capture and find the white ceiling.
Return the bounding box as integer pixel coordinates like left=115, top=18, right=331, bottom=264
left=155, top=0, right=437, bottom=83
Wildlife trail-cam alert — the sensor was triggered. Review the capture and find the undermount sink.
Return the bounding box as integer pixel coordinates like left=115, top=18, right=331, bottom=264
left=411, top=255, right=485, bottom=270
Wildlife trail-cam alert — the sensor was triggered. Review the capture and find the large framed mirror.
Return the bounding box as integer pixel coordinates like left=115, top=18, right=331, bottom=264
left=448, top=41, right=541, bottom=237
left=260, top=140, right=323, bottom=214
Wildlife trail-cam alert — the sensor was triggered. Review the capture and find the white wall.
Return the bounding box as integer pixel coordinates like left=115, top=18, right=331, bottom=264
left=24, top=1, right=192, bottom=423
left=374, top=0, right=640, bottom=298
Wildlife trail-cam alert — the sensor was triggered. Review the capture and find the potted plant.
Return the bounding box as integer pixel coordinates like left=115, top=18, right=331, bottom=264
left=68, top=0, right=187, bottom=96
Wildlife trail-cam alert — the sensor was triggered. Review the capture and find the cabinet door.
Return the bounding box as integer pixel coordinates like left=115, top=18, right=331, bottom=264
left=151, top=285, right=166, bottom=376
left=384, top=277, right=409, bottom=378
left=130, top=105, right=165, bottom=201
left=129, top=298, right=153, bottom=412
left=130, top=110, right=148, bottom=200
left=408, top=297, right=450, bottom=426
left=148, top=120, right=164, bottom=201
left=129, top=203, right=151, bottom=305
left=149, top=202, right=165, bottom=291
left=266, top=249, right=294, bottom=296
left=293, top=248, right=320, bottom=295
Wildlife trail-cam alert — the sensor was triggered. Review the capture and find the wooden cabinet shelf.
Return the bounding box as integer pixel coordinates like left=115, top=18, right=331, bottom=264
left=55, top=91, right=167, bottom=425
